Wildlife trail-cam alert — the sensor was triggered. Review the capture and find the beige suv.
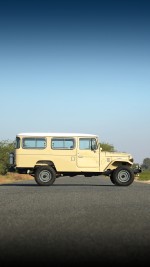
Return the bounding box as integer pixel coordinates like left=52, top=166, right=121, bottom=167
left=9, top=132, right=140, bottom=186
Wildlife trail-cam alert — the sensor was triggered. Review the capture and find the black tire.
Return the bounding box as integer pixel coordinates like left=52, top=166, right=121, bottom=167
left=110, top=172, right=116, bottom=184
left=112, top=166, right=134, bottom=186
left=35, top=166, right=56, bottom=186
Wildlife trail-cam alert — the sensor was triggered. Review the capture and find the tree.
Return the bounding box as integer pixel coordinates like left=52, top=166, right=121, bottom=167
left=141, top=158, right=150, bottom=170
left=0, top=140, right=15, bottom=175
left=100, top=142, right=116, bottom=152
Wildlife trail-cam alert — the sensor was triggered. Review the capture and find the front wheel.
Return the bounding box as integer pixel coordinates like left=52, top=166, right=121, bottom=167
left=35, top=166, right=56, bottom=186
left=111, top=166, right=134, bottom=186
left=110, top=173, right=116, bottom=184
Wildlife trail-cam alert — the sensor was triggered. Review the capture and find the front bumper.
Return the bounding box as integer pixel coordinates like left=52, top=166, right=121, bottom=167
left=133, top=166, right=142, bottom=174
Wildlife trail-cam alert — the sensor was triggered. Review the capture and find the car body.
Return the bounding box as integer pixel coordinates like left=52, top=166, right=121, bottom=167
left=9, top=132, right=140, bottom=186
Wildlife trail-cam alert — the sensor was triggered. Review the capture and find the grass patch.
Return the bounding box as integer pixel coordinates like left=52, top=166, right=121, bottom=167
left=137, top=170, right=150, bottom=181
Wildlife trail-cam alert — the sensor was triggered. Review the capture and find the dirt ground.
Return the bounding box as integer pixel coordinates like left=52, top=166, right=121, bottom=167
left=0, top=172, right=34, bottom=184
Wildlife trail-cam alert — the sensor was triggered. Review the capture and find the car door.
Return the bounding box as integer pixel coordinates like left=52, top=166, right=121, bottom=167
left=77, top=137, right=99, bottom=169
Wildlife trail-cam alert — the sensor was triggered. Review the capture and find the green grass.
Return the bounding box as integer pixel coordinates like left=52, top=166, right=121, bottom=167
left=137, top=170, right=150, bottom=181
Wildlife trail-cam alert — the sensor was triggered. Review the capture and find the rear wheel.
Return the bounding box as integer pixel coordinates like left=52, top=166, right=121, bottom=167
left=35, top=166, right=56, bottom=186
left=112, top=166, right=134, bottom=186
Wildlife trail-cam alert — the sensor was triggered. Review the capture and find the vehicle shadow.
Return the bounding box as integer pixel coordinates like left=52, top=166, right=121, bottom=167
left=0, top=182, right=114, bottom=187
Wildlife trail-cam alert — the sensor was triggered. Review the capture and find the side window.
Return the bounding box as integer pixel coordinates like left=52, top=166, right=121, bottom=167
left=51, top=138, right=75, bottom=150
left=22, top=138, right=46, bottom=149
left=79, top=138, right=91, bottom=150
left=79, top=138, right=97, bottom=150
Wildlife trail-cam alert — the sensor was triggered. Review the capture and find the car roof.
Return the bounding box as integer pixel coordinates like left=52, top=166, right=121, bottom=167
left=17, top=133, right=98, bottom=138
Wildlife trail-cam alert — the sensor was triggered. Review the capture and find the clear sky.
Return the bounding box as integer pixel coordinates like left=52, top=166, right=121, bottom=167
left=0, top=0, right=150, bottom=164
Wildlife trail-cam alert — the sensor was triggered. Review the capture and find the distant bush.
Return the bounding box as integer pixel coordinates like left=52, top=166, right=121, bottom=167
left=0, top=140, right=15, bottom=175
left=141, top=158, right=150, bottom=170
left=100, top=142, right=116, bottom=152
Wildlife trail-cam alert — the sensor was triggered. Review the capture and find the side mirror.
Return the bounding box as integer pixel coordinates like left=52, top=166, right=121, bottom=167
left=91, top=141, right=98, bottom=151
left=91, top=144, right=97, bottom=151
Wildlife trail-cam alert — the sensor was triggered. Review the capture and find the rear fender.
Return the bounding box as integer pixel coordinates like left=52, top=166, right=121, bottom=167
left=35, top=160, right=57, bottom=171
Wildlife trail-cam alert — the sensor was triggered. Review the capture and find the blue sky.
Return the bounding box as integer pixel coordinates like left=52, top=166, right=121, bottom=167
left=0, top=0, right=150, bottom=164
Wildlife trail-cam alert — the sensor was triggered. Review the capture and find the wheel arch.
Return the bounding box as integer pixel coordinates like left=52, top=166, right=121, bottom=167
left=35, top=160, right=57, bottom=172
left=106, top=160, right=133, bottom=171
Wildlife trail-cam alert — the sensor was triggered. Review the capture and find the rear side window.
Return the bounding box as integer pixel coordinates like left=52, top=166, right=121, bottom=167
left=51, top=138, right=75, bottom=150
left=15, top=137, right=20, bottom=149
left=22, top=138, right=46, bottom=149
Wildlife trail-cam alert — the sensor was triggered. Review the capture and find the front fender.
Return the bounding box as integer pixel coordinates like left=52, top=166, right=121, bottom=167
left=105, top=160, right=133, bottom=171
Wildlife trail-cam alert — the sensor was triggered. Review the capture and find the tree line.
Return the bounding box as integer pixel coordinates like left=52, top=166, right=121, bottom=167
left=0, top=140, right=149, bottom=175
left=0, top=140, right=15, bottom=175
